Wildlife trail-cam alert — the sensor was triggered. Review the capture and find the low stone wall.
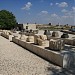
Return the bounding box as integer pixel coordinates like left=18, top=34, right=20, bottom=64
left=12, top=37, right=20, bottom=44
left=1, top=32, right=14, bottom=41
left=63, top=38, right=74, bottom=45
left=49, top=37, right=75, bottom=46
left=61, top=30, right=75, bottom=35
left=12, top=37, right=75, bottom=68
left=0, top=30, right=3, bottom=35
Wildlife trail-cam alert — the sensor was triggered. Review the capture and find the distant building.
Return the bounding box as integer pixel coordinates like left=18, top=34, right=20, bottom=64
left=17, top=23, right=37, bottom=30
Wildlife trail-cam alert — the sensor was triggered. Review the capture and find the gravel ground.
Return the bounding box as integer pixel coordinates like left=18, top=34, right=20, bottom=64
left=0, top=36, right=75, bottom=75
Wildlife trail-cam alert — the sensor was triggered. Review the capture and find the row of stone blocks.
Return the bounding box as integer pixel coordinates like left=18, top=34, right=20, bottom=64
left=1, top=32, right=14, bottom=41
left=49, top=37, right=75, bottom=46
left=63, top=38, right=75, bottom=46
left=61, top=30, right=75, bottom=35
left=12, top=37, right=75, bottom=68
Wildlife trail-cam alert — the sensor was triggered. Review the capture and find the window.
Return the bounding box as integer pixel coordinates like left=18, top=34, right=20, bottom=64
left=26, top=26, right=28, bottom=29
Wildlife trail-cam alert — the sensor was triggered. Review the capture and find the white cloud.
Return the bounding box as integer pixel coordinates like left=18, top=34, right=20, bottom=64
left=61, top=9, right=68, bottom=13
left=41, top=11, right=48, bottom=14
left=51, top=13, right=58, bottom=17
left=56, top=2, right=68, bottom=7
left=50, top=3, right=53, bottom=6
left=21, top=2, right=32, bottom=10
left=55, top=3, right=59, bottom=5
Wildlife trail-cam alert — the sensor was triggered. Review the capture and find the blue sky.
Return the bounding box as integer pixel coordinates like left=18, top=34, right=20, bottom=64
left=0, top=0, right=75, bottom=25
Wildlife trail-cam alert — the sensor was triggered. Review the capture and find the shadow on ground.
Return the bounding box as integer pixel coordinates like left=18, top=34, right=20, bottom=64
left=47, top=65, right=75, bottom=75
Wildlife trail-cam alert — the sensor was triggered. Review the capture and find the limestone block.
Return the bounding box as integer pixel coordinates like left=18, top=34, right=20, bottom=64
left=6, top=32, right=10, bottom=35
left=40, top=35, right=47, bottom=40
left=27, top=36, right=34, bottom=42
left=49, top=39, right=64, bottom=50
left=34, top=34, right=40, bottom=44
left=25, top=42, right=33, bottom=51
left=29, top=44, right=63, bottom=67
left=64, top=38, right=73, bottom=45
left=52, top=31, right=59, bottom=37
left=37, top=38, right=46, bottom=46
left=18, top=40, right=26, bottom=48
left=47, top=35, right=51, bottom=40
left=32, top=45, right=38, bottom=53
left=61, top=33, right=69, bottom=38
left=9, top=31, right=12, bottom=35
left=15, top=35, right=21, bottom=39
left=19, top=34, right=28, bottom=41
left=12, top=37, right=19, bottom=44
left=9, top=35, right=14, bottom=41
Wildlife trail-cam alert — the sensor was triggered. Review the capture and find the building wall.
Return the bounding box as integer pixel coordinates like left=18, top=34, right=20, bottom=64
left=23, top=24, right=37, bottom=30
left=17, top=24, right=23, bottom=30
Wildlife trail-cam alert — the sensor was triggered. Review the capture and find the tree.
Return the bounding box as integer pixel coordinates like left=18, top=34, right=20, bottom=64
left=0, top=10, right=17, bottom=29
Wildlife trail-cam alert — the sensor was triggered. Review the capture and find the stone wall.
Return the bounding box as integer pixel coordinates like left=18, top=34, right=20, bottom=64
left=12, top=37, right=75, bottom=68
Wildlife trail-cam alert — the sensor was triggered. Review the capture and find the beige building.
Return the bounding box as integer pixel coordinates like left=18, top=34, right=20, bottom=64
left=17, top=23, right=38, bottom=30
left=23, top=24, right=37, bottom=30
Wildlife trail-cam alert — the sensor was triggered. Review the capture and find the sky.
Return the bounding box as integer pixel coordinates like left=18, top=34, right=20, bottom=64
left=0, top=0, right=75, bottom=25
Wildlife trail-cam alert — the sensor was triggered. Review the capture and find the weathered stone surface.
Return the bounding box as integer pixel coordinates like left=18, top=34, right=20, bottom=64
left=52, top=31, right=59, bottom=37
left=64, top=38, right=73, bottom=45
left=12, top=37, right=19, bottom=44
left=1, top=31, right=14, bottom=41
left=61, top=33, right=69, bottom=38
left=49, top=39, right=64, bottom=50
left=34, top=34, right=40, bottom=44
left=34, top=34, right=47, bottom=45
left=27, top=36, right=34, bottom=42
left=37, top=38, right=46, bottom=46
left=40, top=35, right=47, bottom=40
left=19, top=34, right=28, bottom=41
left=18, top=40, right=26, bottom=48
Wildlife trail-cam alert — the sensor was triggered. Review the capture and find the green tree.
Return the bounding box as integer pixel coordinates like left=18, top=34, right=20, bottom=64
left=0, top=10, right=17, bottom=29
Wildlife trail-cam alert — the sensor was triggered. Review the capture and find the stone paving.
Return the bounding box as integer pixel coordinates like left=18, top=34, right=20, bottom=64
left=0, top=36, right=75, bottom=75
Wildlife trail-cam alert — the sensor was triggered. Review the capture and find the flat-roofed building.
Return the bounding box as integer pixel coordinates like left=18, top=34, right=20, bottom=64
left=23, top=24, right=37, bottom=30
left=17, top=23, right=38, bottom=30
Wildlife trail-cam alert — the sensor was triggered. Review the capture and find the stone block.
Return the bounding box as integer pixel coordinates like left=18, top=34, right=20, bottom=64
left=19, top=34, right=28, bottom=41
left=64, top=38, right=73, bottom=45
left=37, top=38, right=46, bottom=46
left=40, top=35, right=47, bottom=40
left=27, top=36, right=34, bottom=42
left=18, top=40, right=26, bottom=48
left=12, top=37, right=19, bottom=44
left=52, top=31, right=59, bottom=37
left=49, top=39, right=64, bottom=50
left=34, top=34, right=40, bottom=44
left=27, top=44, right=63, bottom=67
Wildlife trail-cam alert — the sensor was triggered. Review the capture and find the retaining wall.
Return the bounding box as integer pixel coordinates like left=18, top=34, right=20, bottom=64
left=12, top=37, right=75, bottom=68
